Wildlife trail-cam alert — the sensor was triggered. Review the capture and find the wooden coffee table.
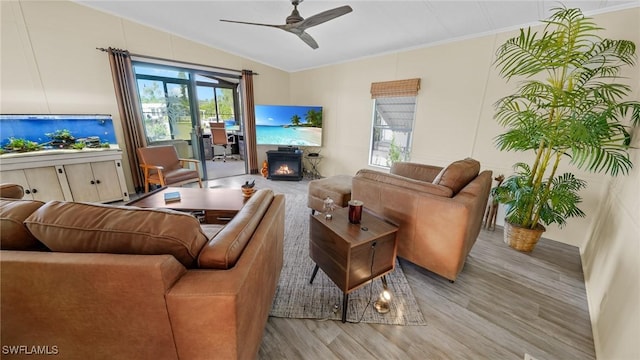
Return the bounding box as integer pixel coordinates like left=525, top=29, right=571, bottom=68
left=309, top=206, right=398, bottom=322
left=126, top=187, right=246, bottom=224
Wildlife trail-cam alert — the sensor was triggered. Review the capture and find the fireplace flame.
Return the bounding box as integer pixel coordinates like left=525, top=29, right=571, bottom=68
left=275, top=164, right=294, bottom=175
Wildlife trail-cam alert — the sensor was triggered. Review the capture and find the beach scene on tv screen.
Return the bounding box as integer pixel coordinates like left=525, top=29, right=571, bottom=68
left=255, top=105, right=322, bottom=146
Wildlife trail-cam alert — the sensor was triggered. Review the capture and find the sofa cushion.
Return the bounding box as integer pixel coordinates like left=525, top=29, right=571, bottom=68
left=356, top=169, right=453, bottom=197
left=198, top=189, right=274, bottom=269
left=390, top=162, right=443, bottom=183
left=0, top=199, right=46, bottom=250
left=432, top=158, right=481, bottom=194
left=0, top=183, right=25, bottom=199
left=24, top=201, right=208, bottom=268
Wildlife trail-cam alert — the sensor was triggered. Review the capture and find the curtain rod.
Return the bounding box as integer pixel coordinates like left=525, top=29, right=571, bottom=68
left=96, top=47, right=258, bottom=76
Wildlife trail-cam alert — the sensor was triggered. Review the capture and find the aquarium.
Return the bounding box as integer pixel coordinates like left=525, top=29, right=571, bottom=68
left=0, top=114, right=117, bottom=149
left=254, top=105, right=322, bottom=147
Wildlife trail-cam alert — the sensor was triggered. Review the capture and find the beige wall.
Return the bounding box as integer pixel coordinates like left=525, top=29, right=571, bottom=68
left=579, top=9, right=640, bottom=360
left=290, top=8, right=638, bottom=250
left=2, top=1, right=638, bottom=358
left=290, top=7, right=639, bottom=359
left=0, top=0, right=290, bottom=190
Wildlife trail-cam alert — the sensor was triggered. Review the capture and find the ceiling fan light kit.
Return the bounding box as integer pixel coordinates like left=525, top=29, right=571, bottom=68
left=220, top=0, right=353, bottom=49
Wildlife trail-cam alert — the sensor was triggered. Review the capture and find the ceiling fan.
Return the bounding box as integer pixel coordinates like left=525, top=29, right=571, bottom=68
left=220, top=0, right=353, bottom=50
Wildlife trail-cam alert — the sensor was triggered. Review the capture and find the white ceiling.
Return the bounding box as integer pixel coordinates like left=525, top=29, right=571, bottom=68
left=75, top=0, right=639, bottom=72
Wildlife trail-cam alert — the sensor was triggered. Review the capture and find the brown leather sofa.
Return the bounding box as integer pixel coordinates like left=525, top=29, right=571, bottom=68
left=352, top=159, right=492, bottom=281
left=0, top=184, right=284, bottom=360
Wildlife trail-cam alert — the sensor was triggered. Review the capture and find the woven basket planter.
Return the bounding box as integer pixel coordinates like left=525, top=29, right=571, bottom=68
left=503, top=221, right=546, bottom=252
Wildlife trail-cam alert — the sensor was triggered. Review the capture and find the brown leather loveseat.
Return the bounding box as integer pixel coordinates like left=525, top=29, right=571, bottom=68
left=352, top=159, right=492, bottom=281
left=0, top=184, right=284, bottom=359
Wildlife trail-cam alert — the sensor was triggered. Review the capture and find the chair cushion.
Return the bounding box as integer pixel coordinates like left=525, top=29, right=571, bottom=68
left=198, top=189, right=274, bottom=269
left=151, top=168, right=200, bottom=185
left=433, top=158, right=481, bottom=194
left=0, top=184, right=25, bottom=199
left=24, top=201, right=208, bottom=268
left=0, top=199, right=46, bottom=250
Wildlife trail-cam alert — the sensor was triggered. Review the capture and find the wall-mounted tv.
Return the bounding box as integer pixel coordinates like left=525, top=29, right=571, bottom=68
left=255, top=105, right=322, bottom=147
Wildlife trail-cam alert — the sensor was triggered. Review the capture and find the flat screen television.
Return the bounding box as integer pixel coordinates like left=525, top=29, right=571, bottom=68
left=255, top=105, right=322, bottom=146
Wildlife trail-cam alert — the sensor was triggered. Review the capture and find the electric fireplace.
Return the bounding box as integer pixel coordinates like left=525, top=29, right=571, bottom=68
left=266, top=148, right=303, bottom=181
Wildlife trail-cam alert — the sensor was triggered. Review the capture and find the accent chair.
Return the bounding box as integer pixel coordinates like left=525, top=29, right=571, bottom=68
left=137, top=145, right=203, bottom=193
left=351, top=159, right=492, bottom=281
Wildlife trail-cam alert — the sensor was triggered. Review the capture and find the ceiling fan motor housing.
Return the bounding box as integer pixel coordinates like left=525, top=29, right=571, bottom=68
left=287, top=4, right=304, bottom=24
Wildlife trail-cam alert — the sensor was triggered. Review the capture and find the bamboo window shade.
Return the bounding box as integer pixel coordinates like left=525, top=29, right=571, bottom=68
left=370, top=78, right=421, bottom=99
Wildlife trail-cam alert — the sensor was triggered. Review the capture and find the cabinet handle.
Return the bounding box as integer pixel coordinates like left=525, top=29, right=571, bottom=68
left=25, top=189, right=31, bottom=194
left=96, top=180, right=101, bottom=184
left=32, top=189, right=38, bottom=194
left=90, top=180, right=95, bottom=185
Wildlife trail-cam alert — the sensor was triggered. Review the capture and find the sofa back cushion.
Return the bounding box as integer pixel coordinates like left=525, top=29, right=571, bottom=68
left=198, top=189, right=274, bottom=269
left=0, top=199, right=46, bottom=250
left=24, top=201, right=207, bottom=267
left=432, top=158, right=481, bottom=194
left=390, top=162, right=443, bottom=183
left=355, top=169, right=453, bottom=197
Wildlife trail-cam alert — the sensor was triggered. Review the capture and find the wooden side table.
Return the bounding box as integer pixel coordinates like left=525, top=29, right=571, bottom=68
left=309, top=206, right=398, bottom=322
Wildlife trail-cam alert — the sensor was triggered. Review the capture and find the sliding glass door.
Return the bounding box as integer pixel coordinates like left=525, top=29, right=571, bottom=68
left=133, top=63, right=242, bottom=179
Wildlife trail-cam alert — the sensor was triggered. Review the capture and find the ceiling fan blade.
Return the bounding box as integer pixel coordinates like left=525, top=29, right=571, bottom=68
left=296, top=5, right=352, bottom=30
left=297, top=31, right=319, bottom=49
left=220, top=19, right=284, bottom=30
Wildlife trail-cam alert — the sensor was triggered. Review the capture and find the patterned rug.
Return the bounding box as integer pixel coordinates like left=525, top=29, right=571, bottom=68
left=269, top=194, right=426, bottom=325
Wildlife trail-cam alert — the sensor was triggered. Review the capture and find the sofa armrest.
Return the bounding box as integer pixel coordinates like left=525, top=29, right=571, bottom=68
left=390, top=162, right=443, bottom=183
left=0, top=184, right=25, bottom=199
left=166, top=194, right=285, bottom=360
left=355, top=169, right=453, bottom=198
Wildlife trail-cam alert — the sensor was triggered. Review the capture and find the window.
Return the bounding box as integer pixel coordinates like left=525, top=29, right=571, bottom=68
left=133, top=63, right=239, bottom=143
left=369, top=78, right=420, bottom=168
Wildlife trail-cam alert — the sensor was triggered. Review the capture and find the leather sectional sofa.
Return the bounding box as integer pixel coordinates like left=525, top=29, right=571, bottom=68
left=352, top=159, right=492, bottom=281
left=0, top=184, right=284, bottom=360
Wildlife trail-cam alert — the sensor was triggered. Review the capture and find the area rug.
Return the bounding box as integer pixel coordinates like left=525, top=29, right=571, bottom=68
left=269, top=194, right=426, bottom=325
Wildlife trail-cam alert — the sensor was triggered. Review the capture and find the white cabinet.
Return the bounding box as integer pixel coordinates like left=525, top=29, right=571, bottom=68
left=0, top=149, right=129, bottom=203
left=64, top=161, right=125, bottom=203
left=0, top=167, right=66, bottom=201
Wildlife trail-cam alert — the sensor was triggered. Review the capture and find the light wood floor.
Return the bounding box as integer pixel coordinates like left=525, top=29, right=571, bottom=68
left=204, top=175, right=595, bottom=360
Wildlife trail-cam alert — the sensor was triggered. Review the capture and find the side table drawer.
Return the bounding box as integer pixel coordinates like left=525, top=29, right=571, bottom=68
left=204, top=210, right=238, bottom=224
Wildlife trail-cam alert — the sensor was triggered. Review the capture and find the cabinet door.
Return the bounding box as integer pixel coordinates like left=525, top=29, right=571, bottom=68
left=0, top=170, right=33, bottom=199
left=24, top=167, right=65, bottom=201
left=64, top=163, right=100, bottom=202
left=91, top=161, right=123, bottom=202
left=1, top=168, right=65, bottom=201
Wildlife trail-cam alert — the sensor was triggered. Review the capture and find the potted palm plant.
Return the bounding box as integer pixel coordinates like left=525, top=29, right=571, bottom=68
left=492, top=6, right=639, bottom=252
